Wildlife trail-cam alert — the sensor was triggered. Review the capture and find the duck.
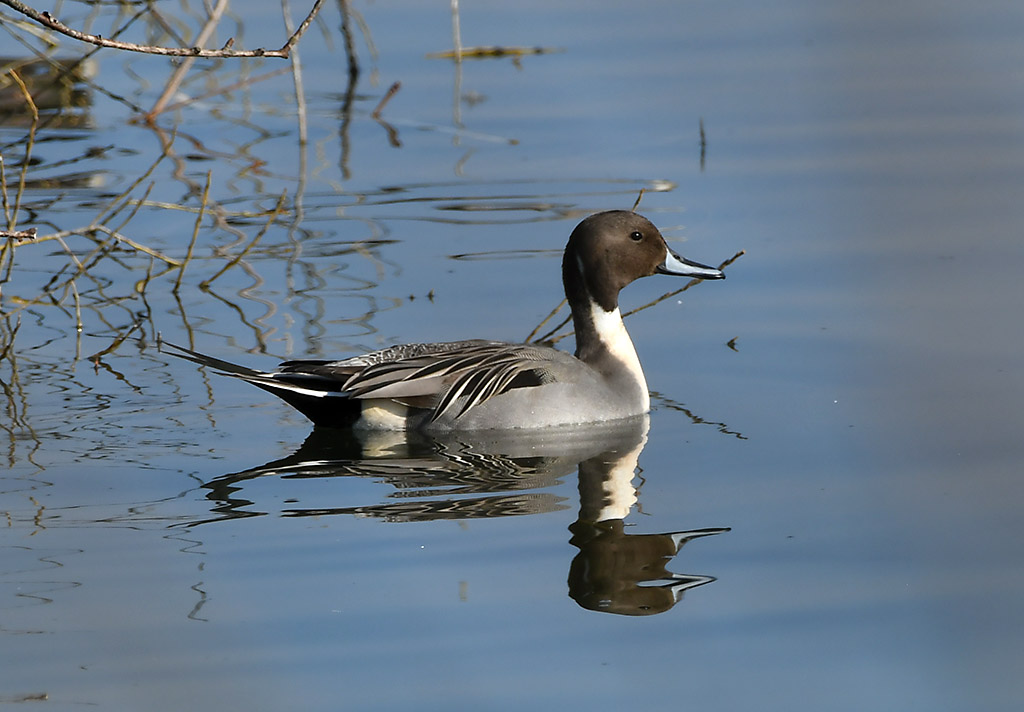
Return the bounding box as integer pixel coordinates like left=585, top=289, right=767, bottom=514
left=163, top=210, right=724, bottom=431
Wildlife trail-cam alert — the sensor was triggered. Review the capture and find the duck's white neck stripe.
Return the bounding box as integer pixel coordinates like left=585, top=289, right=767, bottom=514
left=588, top=301, right=650, bottom=410
left=595, top=430, right=648, bottom=521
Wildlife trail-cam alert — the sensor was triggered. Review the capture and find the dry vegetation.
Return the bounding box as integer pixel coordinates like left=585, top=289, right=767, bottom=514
left=0, top=0, right=356, bottom=363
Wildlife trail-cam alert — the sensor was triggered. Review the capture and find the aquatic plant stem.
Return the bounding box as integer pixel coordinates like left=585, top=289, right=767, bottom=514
left=174, top=171, right=212, bottom=293
left=0, top=155, right=9, bottom=231
left=200, top=191, right=288, bottom=290
left=147, top=0, right=230, bottom=118
left=0, top=70, right=37, bottom=292
left=6, top=69, right=36, bottom=232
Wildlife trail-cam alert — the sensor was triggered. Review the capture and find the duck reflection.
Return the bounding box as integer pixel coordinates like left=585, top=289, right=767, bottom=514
left=197, top=416, right=728, bottom=615
left=568, top=431, right=729, bottom=616
left=0, top=56, right=95, bottom=129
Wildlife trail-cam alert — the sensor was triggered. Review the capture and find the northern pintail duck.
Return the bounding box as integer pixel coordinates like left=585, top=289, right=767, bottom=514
left=164, top=210, right=724, bottom=431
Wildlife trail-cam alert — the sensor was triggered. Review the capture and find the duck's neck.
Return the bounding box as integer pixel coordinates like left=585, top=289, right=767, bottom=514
left=563, top=251, right=650, bottom=410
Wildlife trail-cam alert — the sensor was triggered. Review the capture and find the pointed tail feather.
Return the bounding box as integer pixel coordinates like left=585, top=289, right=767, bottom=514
left=161, top=339, right=362, bottom=428
left=160, top=341, right=265, bottom=378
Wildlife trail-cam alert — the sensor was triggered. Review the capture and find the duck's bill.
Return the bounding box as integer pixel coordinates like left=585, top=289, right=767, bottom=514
left=657, top=250, right=725, bottom=280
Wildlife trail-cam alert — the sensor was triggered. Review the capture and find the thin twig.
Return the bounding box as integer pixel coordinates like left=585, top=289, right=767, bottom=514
left=148, top=0, right=231, bottom=118
left=450, top=0, right=464, bottom=132
left=0, top=70, right=37, bottom=287
left=91, top=225, right=183, bottom=267
left=93, top=129, right=177, bottom=226
left=0, top=155, right=9, bottom=229
left=0, top=158, right=8, bottom=283
left=69, top=275, right=82, bottom=332
left=282, top=0, right=308, bottom=146
left=0, top=0, right=326, bottom=59
left=174, top=170, right=212, bottom=292
left=200, top=191, right=288, bottom=290
left=531, top=312, right=572, bottom=345
left=6, top=69, right=37, bottom=233
left=53, top=236, right=84, bottom=331
left=372, top=81, right=401, bottom=119
left=621, top=249, right=746, bottom=319
left=631, top=189, right=645, bottom=211
left=87, top=316, right=144, bottom=361
left=451, top=0, right=462, bottom=60
left=371, top=81, right=402, bottom=146
left=524, top=298, right=566, bottom=343
left=338, top=0, right=360, bottom=81
left=111, top=181, right=156, bottom=236
left=283, top=0, right=308, bottom=231
left=155, top=67, right=292, bottom=116
left=0, top=315, right=19, bottom=361
left=135, top=256, right=156, bottom=301
left=543, top=249, right=746, bottom=345
left=699, top=117, right=707, bottom=171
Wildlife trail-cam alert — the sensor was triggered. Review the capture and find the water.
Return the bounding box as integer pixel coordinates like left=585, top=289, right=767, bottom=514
left=2, top=1, right=1024, bottom=709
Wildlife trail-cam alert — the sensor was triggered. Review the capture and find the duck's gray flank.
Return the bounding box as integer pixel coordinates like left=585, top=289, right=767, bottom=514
left=163, top=210, right=725, bottom=431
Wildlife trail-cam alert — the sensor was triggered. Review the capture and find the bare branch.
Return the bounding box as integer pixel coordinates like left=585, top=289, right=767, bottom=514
left=0, top=0, right=326, bottom=59
left=371, top=81, right=401, bottom=119
left=1, top=228, right=36, bottom=240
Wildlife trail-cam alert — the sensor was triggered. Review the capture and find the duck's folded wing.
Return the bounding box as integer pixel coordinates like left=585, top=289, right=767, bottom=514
left=269, top=340, right=505, bottom=398
left=340, top=342, right=561, bottom=421
left=434, top=359, right=550, bottom=421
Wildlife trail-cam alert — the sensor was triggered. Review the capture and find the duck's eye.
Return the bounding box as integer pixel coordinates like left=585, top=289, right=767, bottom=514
left=629, top=230, right=643, bottom=242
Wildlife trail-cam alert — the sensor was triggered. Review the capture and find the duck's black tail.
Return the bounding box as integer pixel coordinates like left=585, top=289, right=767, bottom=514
left=160, top=340, right=362, bottom=428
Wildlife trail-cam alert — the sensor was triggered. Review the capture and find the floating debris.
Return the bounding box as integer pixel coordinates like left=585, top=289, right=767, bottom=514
left=426, top=46, right=563, bottom=60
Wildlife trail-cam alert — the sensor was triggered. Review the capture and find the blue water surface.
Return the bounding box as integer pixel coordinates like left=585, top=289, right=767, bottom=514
left=2, top=1, right=1023, bottom=710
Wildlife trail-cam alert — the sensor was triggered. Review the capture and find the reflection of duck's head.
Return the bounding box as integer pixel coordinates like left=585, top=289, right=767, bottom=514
left=568, top=523, right=728, bottom=616
left=569, top=433, right=729, bottom=616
